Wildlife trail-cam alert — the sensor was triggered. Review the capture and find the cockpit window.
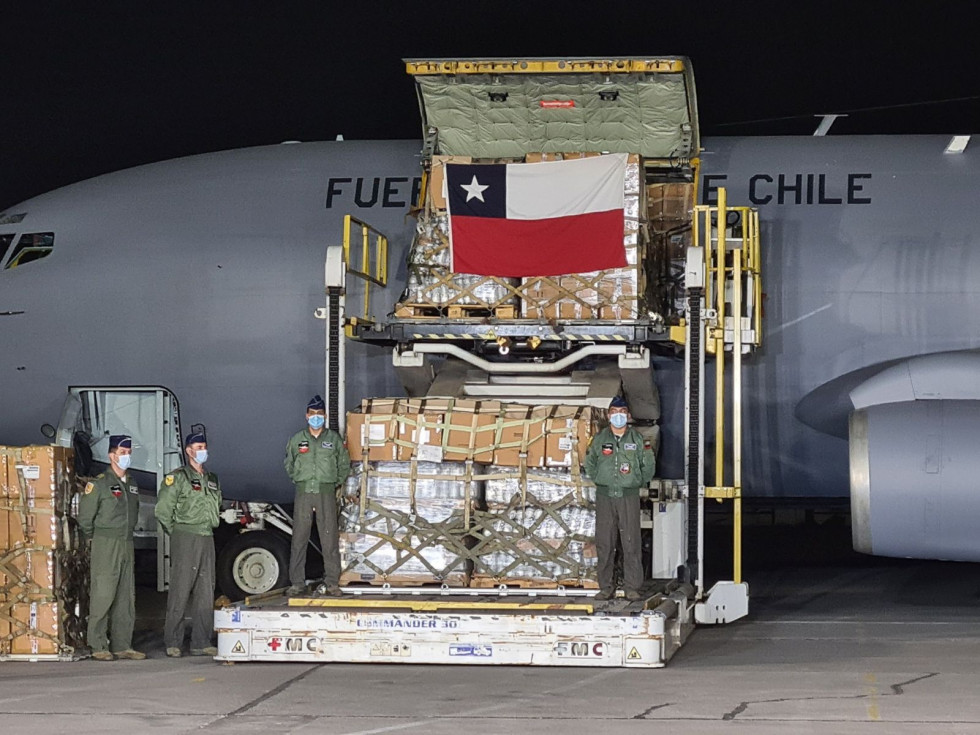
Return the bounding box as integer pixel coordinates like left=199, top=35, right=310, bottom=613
left=5, top=232, right=54, bottom=269
left=0, top=234, right=13, bottom=266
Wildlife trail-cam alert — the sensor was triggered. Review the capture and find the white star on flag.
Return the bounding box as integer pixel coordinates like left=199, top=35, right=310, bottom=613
left=460, top=175, right=489, bottom=203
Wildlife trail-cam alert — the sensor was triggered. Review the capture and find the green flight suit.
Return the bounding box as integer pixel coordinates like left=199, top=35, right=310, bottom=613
left=155, top=465, right=221, bottom=651
left=283, top=428, right=350, bottom=588
left=77, top=470, right=140, bottom=654
left=584, top=426, right=656, bottom=594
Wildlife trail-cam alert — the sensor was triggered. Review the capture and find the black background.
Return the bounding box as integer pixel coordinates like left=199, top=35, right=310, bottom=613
left=3, top=1, right=977, bottom=210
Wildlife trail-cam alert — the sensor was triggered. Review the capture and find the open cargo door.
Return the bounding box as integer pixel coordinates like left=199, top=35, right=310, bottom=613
left=406, top=57, right=699, bottom=166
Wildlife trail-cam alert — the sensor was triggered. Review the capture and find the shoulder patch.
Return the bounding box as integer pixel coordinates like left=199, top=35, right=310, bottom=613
left=164, top=474, right=175, bottom=486
left=84, top=482, right=94, bottom=495
left=96, top=472, right=105, bottom=479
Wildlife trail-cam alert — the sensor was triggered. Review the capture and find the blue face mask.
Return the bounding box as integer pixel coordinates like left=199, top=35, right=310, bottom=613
left=308, top=414, right=326, bottom=430
left=609, top=413, right=628, bottom=429
left=116, top=454, right=132, bottom=471
left=194, top=449, right=208, bottom=464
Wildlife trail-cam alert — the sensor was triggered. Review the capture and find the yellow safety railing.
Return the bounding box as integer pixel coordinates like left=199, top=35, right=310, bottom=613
left=342, top=214, right=388, bottom=338
left=691, top=189, right=762, bottom=585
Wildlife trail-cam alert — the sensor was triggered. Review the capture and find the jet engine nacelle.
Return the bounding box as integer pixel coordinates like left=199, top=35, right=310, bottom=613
left=850, top=400, right=980, bottom=561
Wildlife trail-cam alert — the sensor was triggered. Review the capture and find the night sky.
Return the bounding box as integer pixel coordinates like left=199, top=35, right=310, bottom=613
left=3, top=2, right=978, bottom=210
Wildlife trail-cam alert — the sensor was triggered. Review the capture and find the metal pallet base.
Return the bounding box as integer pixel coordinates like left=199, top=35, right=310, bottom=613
left=0, top=650, right=84, bottom=662
left=215, top=585, right=694, bottom=667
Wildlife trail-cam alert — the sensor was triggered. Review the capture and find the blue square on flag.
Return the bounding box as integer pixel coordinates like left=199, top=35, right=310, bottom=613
left=445, top=154, right=628, bottom=277
left=446, top=164, right=506, bottom=218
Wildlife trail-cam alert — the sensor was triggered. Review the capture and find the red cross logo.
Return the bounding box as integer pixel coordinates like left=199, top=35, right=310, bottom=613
left=268, top=637, right=282, bottom=651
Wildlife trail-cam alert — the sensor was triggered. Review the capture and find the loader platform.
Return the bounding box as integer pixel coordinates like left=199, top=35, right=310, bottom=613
left=215, top=580, right=695, bottom=667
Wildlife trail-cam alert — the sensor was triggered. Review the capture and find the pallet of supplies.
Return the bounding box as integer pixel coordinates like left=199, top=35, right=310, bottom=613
left=518, top=152, right=648, bottom=322
left=338, top=461, right=481, bottom=586
left=470, top=466, right=598, bottom=588
left=0, top=445, right=87, bottom=659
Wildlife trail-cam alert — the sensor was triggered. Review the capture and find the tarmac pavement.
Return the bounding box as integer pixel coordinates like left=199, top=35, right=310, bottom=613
left=2, top=528, right=979, bottom=734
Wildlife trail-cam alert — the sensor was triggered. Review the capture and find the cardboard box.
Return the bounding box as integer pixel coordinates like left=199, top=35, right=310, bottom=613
left=5, top=496, right=58, bottom=549
left=492, top=405, right=600, bottom=468
left=647, top=182, right=695, bottom=230
left=348, top=398, right=501, bottom=463
left=6, top=547, right=55, bottom=597
left=10, top=601, right=60, bottom=655
left=2, top=446, right=74, bottom=503
left=428, top=155, right=473, bottom=210
left=442, top=402, right=499, bottom=463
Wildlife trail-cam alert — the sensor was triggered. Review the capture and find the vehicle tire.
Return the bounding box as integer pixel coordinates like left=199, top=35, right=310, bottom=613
left=216, top=530, right=290, bottom=601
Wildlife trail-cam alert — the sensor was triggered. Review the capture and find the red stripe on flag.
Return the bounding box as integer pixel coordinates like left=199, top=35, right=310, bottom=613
left=450, top=209, right=626, bottom=277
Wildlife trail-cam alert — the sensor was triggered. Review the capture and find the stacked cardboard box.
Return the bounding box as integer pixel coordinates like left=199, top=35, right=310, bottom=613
left=346, top=399, right=600, bottom=469
left=0, top=445, right=83, bottom=657
left=470, top=467, right=598, bottom=588
left=339, top=461, right=478, bottom=586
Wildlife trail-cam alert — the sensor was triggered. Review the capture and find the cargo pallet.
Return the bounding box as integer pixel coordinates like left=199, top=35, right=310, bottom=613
left=216, top=581, right=694, bottom=667
left=394, top=303, right=518, bottom=320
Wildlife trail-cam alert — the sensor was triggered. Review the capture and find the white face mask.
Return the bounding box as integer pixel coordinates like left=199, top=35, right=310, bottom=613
left=609, top=413, right=628, bottom=429
left=194, top=449, right=208, bottom=464
left=116, top=454, right=132, bottom=471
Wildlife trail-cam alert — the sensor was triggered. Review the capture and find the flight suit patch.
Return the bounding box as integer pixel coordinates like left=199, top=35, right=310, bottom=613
left=111, top=484, right=122, bottom=498
left=207, top=481, right=217, bottom=491
left=322, top=441, right=333, bottom=449
left=84, top=482, right=94, bottom=495
left=601, top=443, right=613, bottom=456
left=624, top=443, right=637, bottom=450
left=619, top=463, right=631, bottom=475
left=129, top=485, right=138, bottom=494
left=191, top=479, right=202, bottom=491
left=164, top=475, right=175, bottom=486
left=643, top=440, right=651, bottom=450
left=298, top=441, right=310, bottom=454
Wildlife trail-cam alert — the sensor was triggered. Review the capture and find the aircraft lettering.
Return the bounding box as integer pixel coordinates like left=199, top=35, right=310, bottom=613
left=325, top=177, right=423, bottom=209
left=702, top=173, right=872, bottom=206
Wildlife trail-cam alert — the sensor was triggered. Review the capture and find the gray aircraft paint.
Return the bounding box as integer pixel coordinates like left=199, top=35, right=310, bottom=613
left=1, top=136, right=978, bottom=509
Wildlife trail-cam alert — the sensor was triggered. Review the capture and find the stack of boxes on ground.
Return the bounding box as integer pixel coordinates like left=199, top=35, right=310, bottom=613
left=343, top=400, right=602, bottom=588
left=0, top=446, right=87, bottom=657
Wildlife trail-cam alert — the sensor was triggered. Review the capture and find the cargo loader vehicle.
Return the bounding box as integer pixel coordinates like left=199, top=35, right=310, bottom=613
left=212, top=56, right=763, bottom=667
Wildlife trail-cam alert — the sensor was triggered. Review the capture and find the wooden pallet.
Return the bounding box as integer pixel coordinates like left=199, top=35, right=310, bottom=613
left=469, top=575, right=599, bottom=590
left=394, top=303, right=517, bottom=320
left=341, top=571, right=470, bottom=588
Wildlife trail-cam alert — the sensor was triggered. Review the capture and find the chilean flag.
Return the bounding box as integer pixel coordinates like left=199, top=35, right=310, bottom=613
left=446, top=153, right=628, bottom=277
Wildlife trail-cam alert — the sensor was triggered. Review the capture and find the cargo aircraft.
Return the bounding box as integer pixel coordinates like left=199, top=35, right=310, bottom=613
left=1, top=134, right=979, bottom=564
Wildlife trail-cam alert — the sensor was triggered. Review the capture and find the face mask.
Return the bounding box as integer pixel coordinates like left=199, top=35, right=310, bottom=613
left=116, top=454, right=132, bottom=471
left=609, top=413, right=628, bottom=429
left=194, top=449, right=208, bottom=464
left=308, top=415, right=325, bottom=430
